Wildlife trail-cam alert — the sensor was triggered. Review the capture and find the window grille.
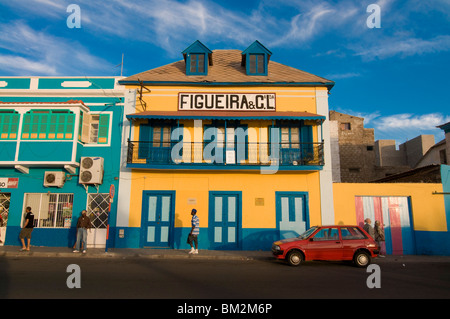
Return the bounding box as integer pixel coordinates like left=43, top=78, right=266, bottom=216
left=87, top=193, right=110, bottom=229
left=249, top=54, right=264, bottom=74
left=24, top=193, right=74, bottom=228
left=0, top=193, right=11, bottom=226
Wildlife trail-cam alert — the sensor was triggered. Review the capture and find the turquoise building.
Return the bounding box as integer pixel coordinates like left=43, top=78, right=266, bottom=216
left=0, top=77, right=133, bottom=248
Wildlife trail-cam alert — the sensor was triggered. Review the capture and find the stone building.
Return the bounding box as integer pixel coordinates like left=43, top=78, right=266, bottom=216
left=329, top=111, right=375, bottom=182
left=330, top=110, right=439, bottom=182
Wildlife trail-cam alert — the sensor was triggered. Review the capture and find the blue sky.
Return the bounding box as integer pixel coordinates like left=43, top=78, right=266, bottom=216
left=0, top=0, right=449, bottom=144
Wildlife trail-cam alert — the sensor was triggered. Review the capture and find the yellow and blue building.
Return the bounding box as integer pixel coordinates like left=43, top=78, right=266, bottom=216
left=0, top=76, right=131, bottom=248
left=115, top=41, right=336, bottom=250
left=1, top=43, right=448, bottom=255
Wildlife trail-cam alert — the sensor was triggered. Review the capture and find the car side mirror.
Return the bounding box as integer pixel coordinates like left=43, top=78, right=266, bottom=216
left=309, top=238, right=314, bottom=242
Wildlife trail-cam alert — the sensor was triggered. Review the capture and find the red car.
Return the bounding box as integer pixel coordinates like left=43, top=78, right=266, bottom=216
left=272, top=225, right=379, bottom=267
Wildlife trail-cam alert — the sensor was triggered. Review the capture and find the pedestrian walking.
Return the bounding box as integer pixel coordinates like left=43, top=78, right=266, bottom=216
left=363, top=218, right=375, bottom=239
left=188, top=208, right=199, bottom=254
left=73, top=210, right=92, bottom=253
left=19, top=206, right=34, bottom=251
left=374, top=220, right=386, bottom=257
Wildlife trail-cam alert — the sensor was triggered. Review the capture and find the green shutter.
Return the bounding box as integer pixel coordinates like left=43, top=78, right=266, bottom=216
left=0, top=111, right=19, bottom=139
left=97, top=113, right=110, bottom=144
left=21, top=110, right=74, bottom=140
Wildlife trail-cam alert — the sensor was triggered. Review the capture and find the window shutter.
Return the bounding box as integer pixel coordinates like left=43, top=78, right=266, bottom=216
left=81, top=113, right=91, bottom=143
left=97, top=114, right=110, bottom=144
left=138, top=123, right=151, bottom=158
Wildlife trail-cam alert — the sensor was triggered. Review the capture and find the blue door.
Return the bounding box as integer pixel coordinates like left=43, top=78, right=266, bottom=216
left=209, top=191, right=241, bottom=250
left=141, top=191, right=175, bottom=248
left=276, top=192, right=309, bottom=239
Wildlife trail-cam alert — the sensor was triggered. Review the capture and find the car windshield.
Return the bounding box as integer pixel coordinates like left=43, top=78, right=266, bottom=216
left=298, top=226, right=319, bottom=239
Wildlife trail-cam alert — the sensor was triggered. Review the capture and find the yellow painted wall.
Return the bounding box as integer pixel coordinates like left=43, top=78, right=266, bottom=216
left=130, top=85, right=325, bottom=114
left=333, top=183, right=447, bottom=232
left=126, top=83, right=328, bottom=230
left=128, top=170, right=322, bottom=229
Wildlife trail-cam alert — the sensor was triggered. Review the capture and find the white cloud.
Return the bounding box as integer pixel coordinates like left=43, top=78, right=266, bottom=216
left=0, top=0, right=360, bottom=53
left=334, top=108, right=381, bottom=125
left=0, top=55, right=57, bottom=75
left=354, top=35, right=450, bottom=60
left=334, top=108, right=449, bottom=143
left=1, top=0, right=450, bottom=76
left=375, top=113, right=450, bottom=131
left=325, top=72, right=361, bottom=80
left=0, top=21, right=114, bottom=76
left=372, top=113, right=450, bottom=143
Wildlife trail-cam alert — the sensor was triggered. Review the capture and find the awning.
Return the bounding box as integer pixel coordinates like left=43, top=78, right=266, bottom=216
left=126, top=110, right=325, bottom=122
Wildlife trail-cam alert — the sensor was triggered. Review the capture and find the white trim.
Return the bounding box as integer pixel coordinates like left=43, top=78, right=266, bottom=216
left=61, top=81, right=92, bottom=88
left=30, top=78, right=39, bottom=90
left=116, top=89, right=136, bottom=227
left=0, top=90, right=125, bottom=97
left=0, top=103, right=90, bottom=113
left=80, top=111, right=113, bottom=147
left=137, top=88, right=316, bottom=93
left=0, top=161, right=79, bottom=166
left=72, top=109, right=81, bottom=163
left=315, top=89, right=335, bottom=225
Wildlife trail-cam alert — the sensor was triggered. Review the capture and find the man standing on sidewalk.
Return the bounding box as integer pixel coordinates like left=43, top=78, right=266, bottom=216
left=363, top=218, right=375, bottom=239
left=19, top=206, right=34, bottom=251
left=73, top=210, right=92, bottom=254
left=188, top=209, right=199, bottom=254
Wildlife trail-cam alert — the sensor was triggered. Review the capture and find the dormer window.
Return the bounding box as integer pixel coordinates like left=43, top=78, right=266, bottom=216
left=242, top=40, right=272, bottom=76
left=249, top=54, right=265, bottom=74
left=182, top=40, right=212, bottom=76
left=190, top=53, right=205, bottom=74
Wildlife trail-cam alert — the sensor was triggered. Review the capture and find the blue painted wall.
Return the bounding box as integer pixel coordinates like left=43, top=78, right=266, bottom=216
left=113, top=226, right=282, bottom=251
left=415, top=165, right=450, bottom=256
left=0, top=77, right=124, bottom=248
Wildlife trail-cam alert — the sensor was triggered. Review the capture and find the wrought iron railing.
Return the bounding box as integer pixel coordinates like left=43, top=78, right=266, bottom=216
left=127, top=141, right=324, bottom=168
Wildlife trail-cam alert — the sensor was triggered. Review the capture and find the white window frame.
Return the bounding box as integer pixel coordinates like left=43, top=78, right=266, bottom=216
left=22, top=193, right=74, bottom=228
left=79, top=111, right=113, bottom=147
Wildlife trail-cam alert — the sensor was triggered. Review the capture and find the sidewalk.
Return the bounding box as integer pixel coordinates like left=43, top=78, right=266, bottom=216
left=0, top=245, right=273, bottom=261
left=1, top=245, right=449, bottom=263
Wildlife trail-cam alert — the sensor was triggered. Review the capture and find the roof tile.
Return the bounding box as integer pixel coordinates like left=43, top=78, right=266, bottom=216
left=120, top=50, right=333, bottom=87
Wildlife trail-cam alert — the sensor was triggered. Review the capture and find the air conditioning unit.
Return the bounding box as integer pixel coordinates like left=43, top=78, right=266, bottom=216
left=44, top=171, right=66, bottom=187
left=79, top=157, right=104, bottom=185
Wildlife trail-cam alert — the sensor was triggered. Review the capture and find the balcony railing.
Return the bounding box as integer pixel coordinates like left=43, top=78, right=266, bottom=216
left=127, top=141, right=324, bottom=169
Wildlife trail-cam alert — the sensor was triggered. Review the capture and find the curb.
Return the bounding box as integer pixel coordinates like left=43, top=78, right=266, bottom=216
left=0, top=250, right=263, bottom=261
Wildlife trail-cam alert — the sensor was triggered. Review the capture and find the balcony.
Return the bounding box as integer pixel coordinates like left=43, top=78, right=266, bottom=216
left=126, top=141, right=324, bottom=171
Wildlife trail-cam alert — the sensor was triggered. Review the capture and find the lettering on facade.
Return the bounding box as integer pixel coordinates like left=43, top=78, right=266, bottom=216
left=178, top=93, right=276, bottom=111
left=0, top=178, right=19, bottom=189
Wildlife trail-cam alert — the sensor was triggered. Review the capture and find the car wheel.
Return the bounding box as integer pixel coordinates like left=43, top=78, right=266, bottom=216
left=353, top=251, right=371, bottom=268
left=287, top=250, right=303, bottom=266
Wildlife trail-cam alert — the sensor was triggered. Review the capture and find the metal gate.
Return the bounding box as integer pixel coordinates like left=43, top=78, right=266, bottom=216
left=86, top=193, right=110, bottom=248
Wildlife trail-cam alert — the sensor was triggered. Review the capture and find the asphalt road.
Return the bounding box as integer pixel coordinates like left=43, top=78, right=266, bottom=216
left=1, top=256, right=449, bottom=300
